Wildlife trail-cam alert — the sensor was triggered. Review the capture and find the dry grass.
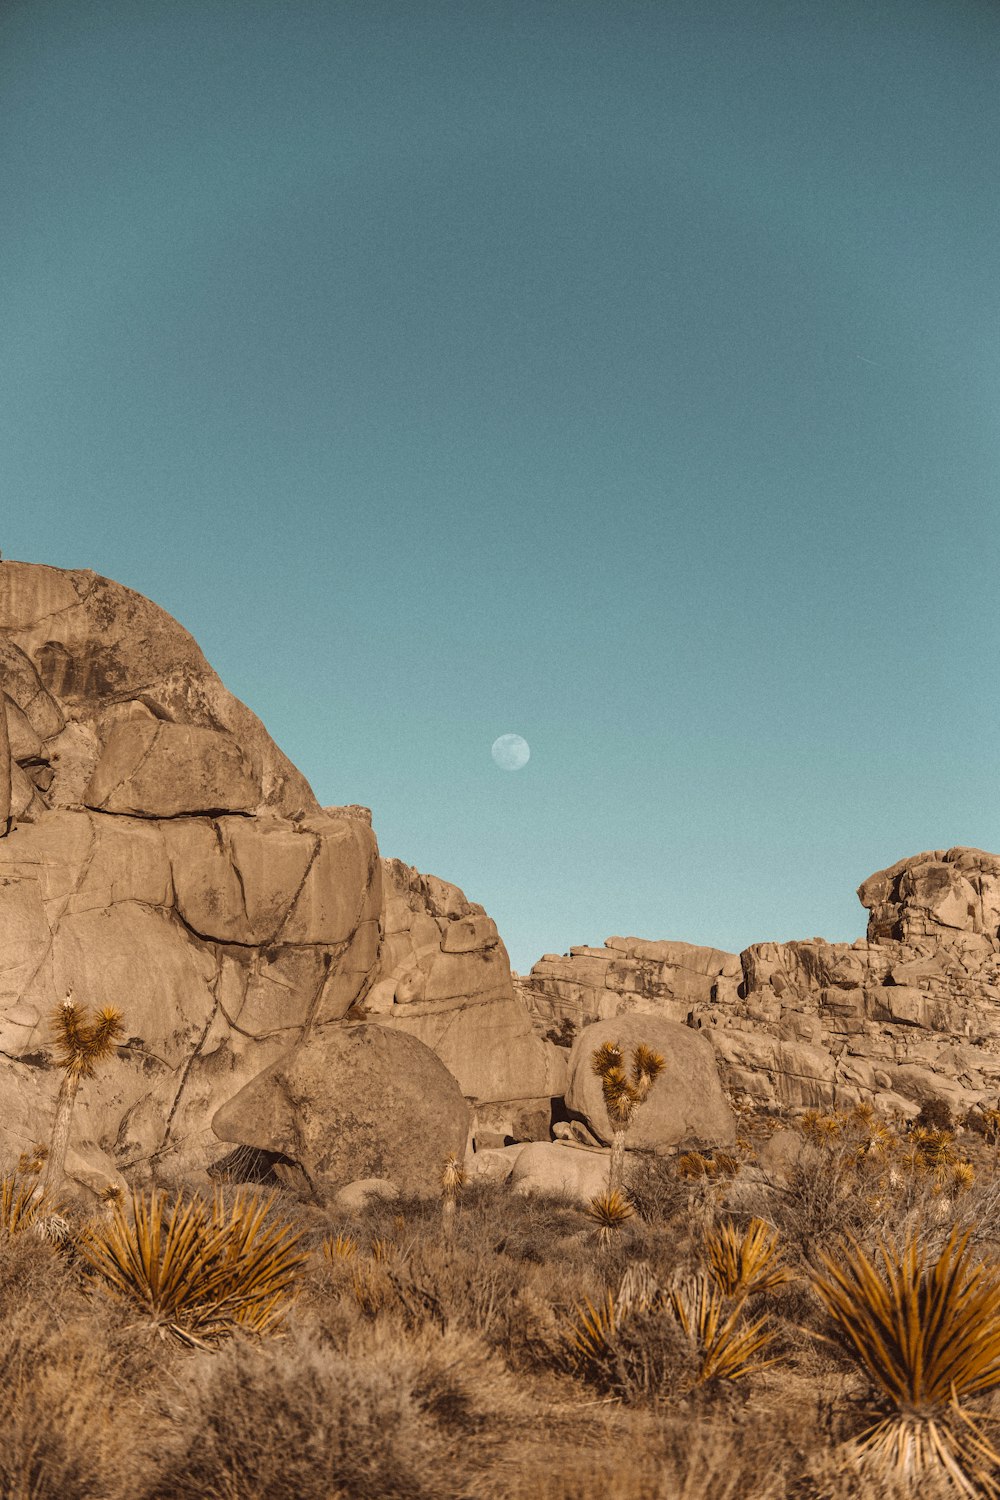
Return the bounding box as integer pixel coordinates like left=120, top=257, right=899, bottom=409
left=3, top=1117, right=1000, bottom=1498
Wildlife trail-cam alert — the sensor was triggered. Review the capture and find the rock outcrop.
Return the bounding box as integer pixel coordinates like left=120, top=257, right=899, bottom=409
left=211, top=1023, right=471, bottom=1197
left=367, top=858, right=566, bottom=1141
left=0, top=562, right=381, bottom=1188
left=518, top=848, right=1000, bottom=1122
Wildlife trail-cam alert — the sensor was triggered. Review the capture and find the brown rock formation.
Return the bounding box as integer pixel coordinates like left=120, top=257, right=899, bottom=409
left=0, top=562, right=380, bottom=1188
left=366, top=858, right=565, bottom=1140
left=518, top=848, right=1000, bottom=1121
left=211, top=1022, right=471, bottom=1197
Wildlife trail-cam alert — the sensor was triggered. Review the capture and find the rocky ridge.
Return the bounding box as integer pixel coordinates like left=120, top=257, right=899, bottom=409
left=516, top=847, right=1000, bottom=1122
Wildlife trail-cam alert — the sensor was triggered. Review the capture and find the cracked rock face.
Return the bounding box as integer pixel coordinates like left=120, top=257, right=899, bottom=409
left=0, top=562, right=381, bottom=1187
left=366, top=857, right=567, bottom=1140
left=518, top=848, right=1000, bottom=1122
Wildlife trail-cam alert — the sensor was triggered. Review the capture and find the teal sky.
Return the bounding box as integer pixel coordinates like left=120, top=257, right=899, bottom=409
left=3, top=0, right=998, bottom=972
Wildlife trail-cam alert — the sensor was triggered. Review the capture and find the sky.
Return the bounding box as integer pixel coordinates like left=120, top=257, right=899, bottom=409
left=2, top=0, right=999, bottom=973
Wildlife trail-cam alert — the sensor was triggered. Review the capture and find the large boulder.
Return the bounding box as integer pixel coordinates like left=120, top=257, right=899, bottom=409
left=564, top=1014, right=737, bottom=1152
left=211, top=1023, right=471, bottom=1196
left=509, top=1140, right=611, bottom=1204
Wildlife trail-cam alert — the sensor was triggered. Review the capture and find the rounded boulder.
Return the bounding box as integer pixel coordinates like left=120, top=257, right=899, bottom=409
left=564, top=1014, right=736, bottom=1152
left=211, top=1022, right=470, bottom=1196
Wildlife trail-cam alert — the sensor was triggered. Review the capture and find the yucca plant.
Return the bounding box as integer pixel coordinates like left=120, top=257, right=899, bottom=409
left=615, top=1258, right=662, bottom=1319
left=568, top=1290, right=618, bottom=1363
left=43, top=992, right=125, bottom=1194
left=79, top=1187, right=307, bottom=1346
left=441, top=1151, right=465, bottom=1242
left=0, top=1172, right=55, bottom=1234
left=811, top=1227, right=1000, bottom=1496
left=705, top=1217, right=790, bottom=1300
left=667, top=1272, right=779, bottom=1384
left=586, top=1188, right=635, bottom=1245
left=322, top=1231, right=358, bottom=1262
left=591, top=1040, right=665, bottom=1193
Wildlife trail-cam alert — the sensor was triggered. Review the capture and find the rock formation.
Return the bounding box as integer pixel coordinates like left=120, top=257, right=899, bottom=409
left=0, top=560, right=564, bottom=1195
left=211, top=1023, right=470, bottom=1197
left=366, top=858, right=566, bottom=1142
left=517, top=848, right=1000, bottom=1122
left=0, top=563, right=381, bottom=1189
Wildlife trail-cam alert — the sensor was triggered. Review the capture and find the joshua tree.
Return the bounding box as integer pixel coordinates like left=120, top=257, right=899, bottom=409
left=591, top=1040, right=665, bottom=1195
left=42, top=992, right=125, bottom=1195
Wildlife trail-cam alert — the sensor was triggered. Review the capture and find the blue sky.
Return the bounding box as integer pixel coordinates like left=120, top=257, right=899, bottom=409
left=3, top=0, right=998, bottom=971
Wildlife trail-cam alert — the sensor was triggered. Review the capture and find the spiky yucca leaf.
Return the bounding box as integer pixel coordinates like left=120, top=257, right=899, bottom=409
left=705, top=1217, right=790, bottom=1299
left=0, top=1173, right=54, bottom=1234
left=812, top=1228, right=1000, bottom=1496
left=441, top=1152, right=466, bottom=1195
left=601, top=1067, right=636, bottom=1128
left=569, top=1291, right=617, bottom=1362
left=323, top=1231, right=358, bottom=1261
left=80, top=1188, right=307, bottom=1345
left=585, top=1189, right=634, bottom=1241
left=591, top=1040, right=624, bottom=1077
left=631, top=1044, right=665, bottom=1097
left=616, top=1259, right=662, bottom=1318
left=668, top=1273, right=779, bottom=1384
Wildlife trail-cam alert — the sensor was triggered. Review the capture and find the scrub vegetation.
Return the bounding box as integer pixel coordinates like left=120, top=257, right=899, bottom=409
left=6, top=1101, right=1000, bottom=1497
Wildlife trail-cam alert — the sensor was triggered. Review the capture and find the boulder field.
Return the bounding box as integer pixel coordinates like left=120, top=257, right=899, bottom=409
left=3, top=560, right=998, bottom=1204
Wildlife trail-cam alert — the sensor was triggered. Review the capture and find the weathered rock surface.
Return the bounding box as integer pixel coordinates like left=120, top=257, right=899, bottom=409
left=0, top=562, right=381, bottom=1188
left=509, top=1140, right=611, bottom=1203
left=368, top=858, right=564, bottom=1136
left=516, top=938, right=743, bottom=1029
left=519, top=848, right=1000, bottom=1121
left=0, top=561, right=316, bottom=818
left=564, top=1014, right=737, bottom=1151
left=211, top=1023, right=471, bottom=1196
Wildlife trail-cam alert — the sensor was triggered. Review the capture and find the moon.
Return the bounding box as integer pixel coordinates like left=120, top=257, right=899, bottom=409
left=491, top=733, right=530, bottom=771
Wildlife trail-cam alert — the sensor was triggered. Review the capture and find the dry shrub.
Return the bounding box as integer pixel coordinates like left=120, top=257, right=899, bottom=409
left=148, top=1321, right=518, bottom=1500
left=0, top=1302, right=160, bottom=1500
left=625, top=1152, right=693, bottom=1224
left=501, top=1416, right=795, bottom=1500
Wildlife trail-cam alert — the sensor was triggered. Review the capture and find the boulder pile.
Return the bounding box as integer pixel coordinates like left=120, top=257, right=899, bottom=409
left=517, top=848, right=1000, bottom=1122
